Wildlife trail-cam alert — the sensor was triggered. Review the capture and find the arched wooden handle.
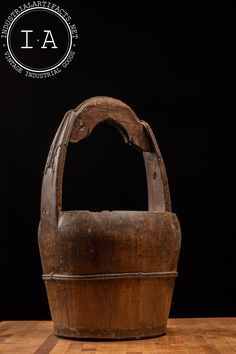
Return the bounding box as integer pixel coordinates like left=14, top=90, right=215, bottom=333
left=40, top=97, right=171, bottom=229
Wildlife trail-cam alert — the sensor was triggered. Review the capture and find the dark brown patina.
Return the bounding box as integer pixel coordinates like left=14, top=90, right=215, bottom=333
left=38, top=96, right=181, bottom=339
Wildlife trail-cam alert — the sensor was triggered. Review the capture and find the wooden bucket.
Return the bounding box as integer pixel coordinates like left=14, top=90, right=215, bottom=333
left=38, top=96, right=181, bottom=339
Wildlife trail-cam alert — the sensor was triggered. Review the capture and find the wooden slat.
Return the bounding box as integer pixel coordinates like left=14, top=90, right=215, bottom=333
left=0, top=318, right=236, bottom=353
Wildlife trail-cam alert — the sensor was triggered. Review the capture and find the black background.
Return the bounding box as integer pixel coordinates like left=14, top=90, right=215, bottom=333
left=1, top=3, right=236, bottom=320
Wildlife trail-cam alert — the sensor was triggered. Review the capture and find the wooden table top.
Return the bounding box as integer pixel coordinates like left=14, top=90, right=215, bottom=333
left=0, top=318, right=236, bottom=353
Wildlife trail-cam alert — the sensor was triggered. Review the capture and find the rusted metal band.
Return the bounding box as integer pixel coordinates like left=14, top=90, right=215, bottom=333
left=42, top=271, right=178, bottom=281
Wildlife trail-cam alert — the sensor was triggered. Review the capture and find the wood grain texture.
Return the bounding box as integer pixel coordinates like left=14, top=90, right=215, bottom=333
left=1, top=319, right=236, bottom=353
left=38, top=96, right=181, bottom=339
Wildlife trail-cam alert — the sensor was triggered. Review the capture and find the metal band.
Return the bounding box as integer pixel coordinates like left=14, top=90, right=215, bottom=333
left=42, top=271, right=178, bottom=281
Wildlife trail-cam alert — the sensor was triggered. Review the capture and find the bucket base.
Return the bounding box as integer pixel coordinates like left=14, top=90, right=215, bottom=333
left=54, top=325, right=167, bottom=340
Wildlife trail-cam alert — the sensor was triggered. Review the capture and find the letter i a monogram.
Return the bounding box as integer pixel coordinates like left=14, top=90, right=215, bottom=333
left=21, top=30, right=58, bottom=49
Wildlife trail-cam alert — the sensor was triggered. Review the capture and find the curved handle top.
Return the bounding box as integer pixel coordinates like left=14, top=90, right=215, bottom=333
left=41, top=96, right=171, bottom=229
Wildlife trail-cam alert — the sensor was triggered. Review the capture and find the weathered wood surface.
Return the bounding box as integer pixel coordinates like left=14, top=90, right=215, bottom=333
left=1, top=319, right=236, bottom=353
left=38, top=96, right=181, bottom=339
